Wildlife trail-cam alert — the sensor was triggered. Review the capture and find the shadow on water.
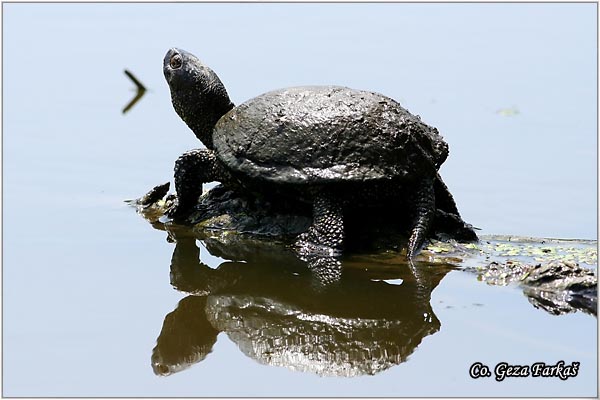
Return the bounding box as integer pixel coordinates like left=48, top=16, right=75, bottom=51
left=148, top=224, right=454, bottom=377
left=130, top=184, right=596, bottom=378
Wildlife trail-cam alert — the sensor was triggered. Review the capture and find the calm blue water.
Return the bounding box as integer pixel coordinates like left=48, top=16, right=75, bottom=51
left=3, top=3, right=597, bottom=397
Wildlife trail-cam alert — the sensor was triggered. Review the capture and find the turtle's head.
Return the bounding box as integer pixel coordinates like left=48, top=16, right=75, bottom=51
left=164, top=48, right=234, bottom=149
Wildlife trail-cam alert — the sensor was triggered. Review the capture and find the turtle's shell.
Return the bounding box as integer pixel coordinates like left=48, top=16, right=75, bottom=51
left=213, top=86, right=448, bottom=185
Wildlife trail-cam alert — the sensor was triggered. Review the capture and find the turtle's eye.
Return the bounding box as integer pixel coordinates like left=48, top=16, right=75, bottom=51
left=170, top=54, right=183, bottom=69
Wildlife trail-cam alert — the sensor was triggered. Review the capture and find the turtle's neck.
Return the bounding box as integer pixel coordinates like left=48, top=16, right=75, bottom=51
left=172, top=91, right=234, bottom=150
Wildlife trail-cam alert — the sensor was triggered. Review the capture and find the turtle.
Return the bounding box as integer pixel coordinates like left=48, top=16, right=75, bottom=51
left=163, top=48, right=475, bottom=258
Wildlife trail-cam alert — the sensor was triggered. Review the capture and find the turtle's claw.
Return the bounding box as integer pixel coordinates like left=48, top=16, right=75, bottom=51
left=407, top=229, right=428, bottom=259
left=165, top=198, right=191, bottom=220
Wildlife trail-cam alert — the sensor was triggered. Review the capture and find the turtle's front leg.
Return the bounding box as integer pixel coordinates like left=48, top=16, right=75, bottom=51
left=166, top=149, right=221, bottom=219
left=295, top=194, right=345, bottom=257
left=407, top=178, right=435, bottom=258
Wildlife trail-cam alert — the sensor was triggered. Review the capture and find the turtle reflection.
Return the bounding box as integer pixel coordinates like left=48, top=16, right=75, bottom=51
left=152, top=230, right=452, bottom=377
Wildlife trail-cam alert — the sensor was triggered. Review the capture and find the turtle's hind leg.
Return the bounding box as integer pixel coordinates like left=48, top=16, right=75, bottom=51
left=433, top=172, right=460, bottom=215
left=433, top=172, right=478, bottom=241
left=295, top=194, right=345, bottom=257
left=407, top=178, right=435, bottom=258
